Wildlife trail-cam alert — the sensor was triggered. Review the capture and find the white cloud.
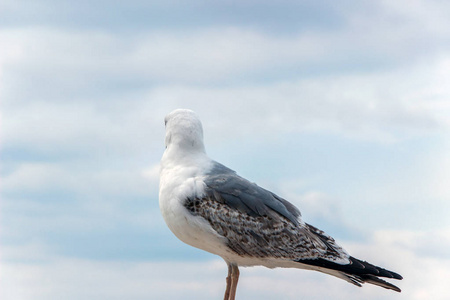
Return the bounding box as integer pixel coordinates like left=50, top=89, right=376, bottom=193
left=1, top=4, right=449, bottom=299
left=1, top=100, right=163, bottom=158
left=2, top=0, right=450, bottom=93
left=1, top=229, right=449, bottom=300
left=142, top=63, right=446, bottom=145
left=377, top=0, right=450, bottom=36
left=345, top=229, right=450, bottom=300
left=0, top=160, right=162, bottom=240
left=2, top=7, right=449, bottom=156
left=3, top=57, right=447, bottom=167
left=2, top=170, right=162, bottom=234
left=432, top=142, right=450, bottom=200
left=2, top=161, right=157, bottom=198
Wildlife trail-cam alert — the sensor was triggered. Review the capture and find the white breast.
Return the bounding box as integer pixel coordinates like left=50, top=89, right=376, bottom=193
left=159, top=155, right=230, bottom=256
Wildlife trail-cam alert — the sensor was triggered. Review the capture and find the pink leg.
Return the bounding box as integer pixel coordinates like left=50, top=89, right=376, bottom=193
left=223, top=264, right=232, bottom=300
left=228, top=264, right=240, bottom=300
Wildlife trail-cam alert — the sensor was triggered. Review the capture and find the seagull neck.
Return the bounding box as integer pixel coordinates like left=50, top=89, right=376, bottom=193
left=162, top=145, right=209, bottom=166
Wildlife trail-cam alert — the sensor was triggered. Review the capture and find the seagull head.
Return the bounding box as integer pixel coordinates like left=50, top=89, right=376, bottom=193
left=164, top=109, right=206, bottom=154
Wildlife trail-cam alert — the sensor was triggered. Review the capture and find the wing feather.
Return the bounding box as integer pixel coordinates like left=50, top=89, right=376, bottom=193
left=185, top=195, right=349, bottom=262
left=190, top=162, right=403, bottom=291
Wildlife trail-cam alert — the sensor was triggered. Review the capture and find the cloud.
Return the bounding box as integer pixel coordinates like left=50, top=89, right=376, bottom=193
left=345, top=229, right=450, bottom=300
left=0, top=0, right=348, bottom=33
left=143, top=64, right=445, bottom=145
left=3, top=54, right=447, bottom=172
left=2, top=0, right=450, bottom=95
left=1, top=2, right=450, bottom=299
left=1, top=99, right=164, bottom=165
left=2, top=160, right=158, bottom=199
left=2, top=229, right=449, bottom=300
left=2, top=1, right=449, bottom=155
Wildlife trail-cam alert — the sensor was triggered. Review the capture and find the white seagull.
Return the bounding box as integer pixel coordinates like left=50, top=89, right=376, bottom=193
left=159, top=109, right=402, bottom=300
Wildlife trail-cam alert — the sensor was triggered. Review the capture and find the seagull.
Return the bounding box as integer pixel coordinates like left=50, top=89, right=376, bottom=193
left=159, top=109, right=402, bottom=300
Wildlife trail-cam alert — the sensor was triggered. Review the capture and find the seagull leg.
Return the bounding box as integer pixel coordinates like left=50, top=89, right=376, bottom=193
left=223, top=263, right=232, bottom=300
left=228, top=264, right=240, bottom=300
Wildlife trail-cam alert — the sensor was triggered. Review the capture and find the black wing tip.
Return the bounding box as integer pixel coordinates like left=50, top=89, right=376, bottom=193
left=360, top=274, right=402, bottom=292
left=349, top=257, right=403, bottom=280
left=388, top=270, right=403, bottom=280
left=297, top=256, right=402, bottom=292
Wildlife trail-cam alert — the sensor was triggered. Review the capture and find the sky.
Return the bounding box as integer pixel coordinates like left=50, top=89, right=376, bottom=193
left=1, top=0, right=450, bottom=299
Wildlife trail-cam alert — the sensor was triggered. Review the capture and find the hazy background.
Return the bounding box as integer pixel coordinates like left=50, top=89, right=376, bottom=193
left=1, top=1, right=450, bottom=299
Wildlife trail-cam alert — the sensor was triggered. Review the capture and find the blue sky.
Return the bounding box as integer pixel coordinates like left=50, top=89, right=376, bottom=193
left=1, top=0, right=450, bottom=299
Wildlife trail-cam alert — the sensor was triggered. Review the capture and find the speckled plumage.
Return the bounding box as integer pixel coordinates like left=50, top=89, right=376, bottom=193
left=185, top=189, right=347, bottom=263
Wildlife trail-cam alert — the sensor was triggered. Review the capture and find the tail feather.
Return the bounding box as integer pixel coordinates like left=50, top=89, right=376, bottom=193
left=360, top=274, right=401, bottom=292
left=297, top=256, right=402, bottom=292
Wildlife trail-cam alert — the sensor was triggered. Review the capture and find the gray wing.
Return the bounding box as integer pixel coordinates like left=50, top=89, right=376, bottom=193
left=203, top=162, right=301, bottom=225
left=184, top=162, right=349, bottom=262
